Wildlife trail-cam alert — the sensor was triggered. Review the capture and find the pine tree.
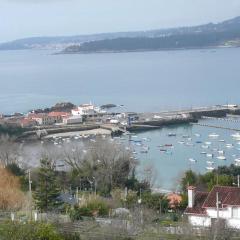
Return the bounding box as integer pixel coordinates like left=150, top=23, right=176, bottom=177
left=34, top=158, right=62, bottom=212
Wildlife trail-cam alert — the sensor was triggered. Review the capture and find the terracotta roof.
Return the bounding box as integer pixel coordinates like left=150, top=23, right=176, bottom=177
left=203, top=186, right=240, bottom=208
left=185, top=191, right=208, bottom=215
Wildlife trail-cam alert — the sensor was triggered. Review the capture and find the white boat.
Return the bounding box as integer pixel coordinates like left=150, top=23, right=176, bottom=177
left=209, top=133, right=219, bottom=138
left=234, top=158, right=240, bottom=163
left=178, top=141, right=185, bottom=144
left=202, top=145, right=209, bottom=149
left=218, top=150, right=225, bottom=155
left=231, top=133, right=240, bottom=139
left=219, top=139, right=225, bottom=142
left=207, top=154, right=213, bottom=158
left=186, top=143, right=194, bottom=146
left=217, top=156, right=226, bottom=160
left=206, top=166, right=215, bottom=171
left=226, top=144, right=234, bottom=148
left=189, top=158, right=197, bottom=163
left=205, top=142, right=212, bottom=145
left=194, top=133, right=201, bottom=137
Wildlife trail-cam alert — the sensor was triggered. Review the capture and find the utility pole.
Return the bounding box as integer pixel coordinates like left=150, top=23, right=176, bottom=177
left=28, top=169, right=32, bottom=221
left=238, top=175, right=240, bottom=188
left=216, top=192, right=219, bottom=220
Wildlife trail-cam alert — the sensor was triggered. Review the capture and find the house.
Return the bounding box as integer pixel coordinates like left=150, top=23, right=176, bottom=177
left=19, top=118, right=37, bottom=128
left=48, top=111, right=70, bottom=123
left=28, top=113, right=55, bottom=125
left=185, top=185, right=240, bottom=229
left=63, top=115, right=83, bottom=125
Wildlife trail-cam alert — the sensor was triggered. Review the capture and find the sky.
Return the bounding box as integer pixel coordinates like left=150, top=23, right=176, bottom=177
left=0, top=0, right=240, bottom=43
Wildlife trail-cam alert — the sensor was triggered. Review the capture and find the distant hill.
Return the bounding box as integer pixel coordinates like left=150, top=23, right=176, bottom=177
left=63, top=16, right=240, bottom=53
left=1, top=16, right=240, bottom=52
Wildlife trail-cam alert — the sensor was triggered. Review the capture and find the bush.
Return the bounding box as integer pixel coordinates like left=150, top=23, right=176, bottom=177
left=0, top=222, right=63, bottom=240
left=69, top=198, right=109, bottom=221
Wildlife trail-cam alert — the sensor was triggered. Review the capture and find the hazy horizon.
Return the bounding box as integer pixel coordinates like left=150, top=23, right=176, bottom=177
left=1, top=0, right=240, bottom=43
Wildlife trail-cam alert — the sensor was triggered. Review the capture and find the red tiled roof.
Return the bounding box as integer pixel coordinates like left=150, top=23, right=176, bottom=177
left=203, top=186, right=240, bottom=208
left=185, top=191, right=208, bottom=215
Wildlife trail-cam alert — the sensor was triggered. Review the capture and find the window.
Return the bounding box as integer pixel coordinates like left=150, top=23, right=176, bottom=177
left=232, top=207, right=239, bottom=218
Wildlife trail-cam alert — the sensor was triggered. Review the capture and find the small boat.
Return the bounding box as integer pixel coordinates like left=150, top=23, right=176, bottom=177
left=196, top=141, right=202, bottom=144
left=186, top=143, right=194, bottom=146
left=178, top=141, right=185, bottom=144
left=209, top=133, right=219, bottom=138
left=207, top=154, right=213, bottom=158
left=168, top=133, right=176, bottom=137
left=206, top=166, right=215, bottom=171
left=219, top=139, right=225, bottom=142
left=157, top=145, right=164, bottom=148
left=202, top=145, right=209, bottom=149
left=218, top=150, right=225, bottom=155
left=231, top=133, right=240, bottom=139
left=189, top=158, right=197, bottom=163
left=205, top=142, right=212, bottom=145
left=226, top=144, right=234, bottom=148
left=160, top=149, right=167, bottom=152
left=234, top=158, right=240, bottom=163
left=212, top=148, right=218, bottom=152
left=217, top=156, right=226, bottom=160
left=165, top=144, right=173, bottom=147
left=201, top=152, right=207, bottom=155
left=194, top=133, right=201, bottom=137
left=140, top=150, right=148, bottom=154
left=182, top=135, right=190, bottom=138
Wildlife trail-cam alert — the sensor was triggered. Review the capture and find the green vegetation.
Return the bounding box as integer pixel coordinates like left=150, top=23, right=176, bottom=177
left=34, top=158, right=63, bottom=212
left=181, top=164, right=240, bottom=192
left=0, top=124, right=25, bottom=136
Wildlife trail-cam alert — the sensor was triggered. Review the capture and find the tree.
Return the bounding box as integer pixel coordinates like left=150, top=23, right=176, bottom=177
left=180, top=170, right=198, bottom=193
left=0, top=135, right=20, bottom=166
left=34, top=158, right=62, bottom=212
left=62, top=138, right=137, bottom=195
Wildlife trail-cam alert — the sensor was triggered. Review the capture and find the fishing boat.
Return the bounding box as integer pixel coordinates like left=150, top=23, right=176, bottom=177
left=217, top=156, right=226, bottom=160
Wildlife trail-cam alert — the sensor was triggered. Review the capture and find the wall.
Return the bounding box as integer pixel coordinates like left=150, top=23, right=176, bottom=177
left=188, top=215, right=211, bottom=227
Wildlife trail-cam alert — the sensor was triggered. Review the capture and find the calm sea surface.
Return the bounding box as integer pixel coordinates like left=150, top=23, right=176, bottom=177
left=1, top=48, right=240, bottom=190
left=0, top=48, right=239, bottom=114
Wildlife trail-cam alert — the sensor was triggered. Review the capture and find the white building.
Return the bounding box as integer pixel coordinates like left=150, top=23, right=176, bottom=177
left=63, top=115, right=83, bottom=125
left=185, top=186, right=240, bottom=229
left=72, top=104, right=96, bottom=116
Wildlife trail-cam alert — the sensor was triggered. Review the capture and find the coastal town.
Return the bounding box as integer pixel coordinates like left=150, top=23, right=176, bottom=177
left=0, top=102, right=240, bottom=239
